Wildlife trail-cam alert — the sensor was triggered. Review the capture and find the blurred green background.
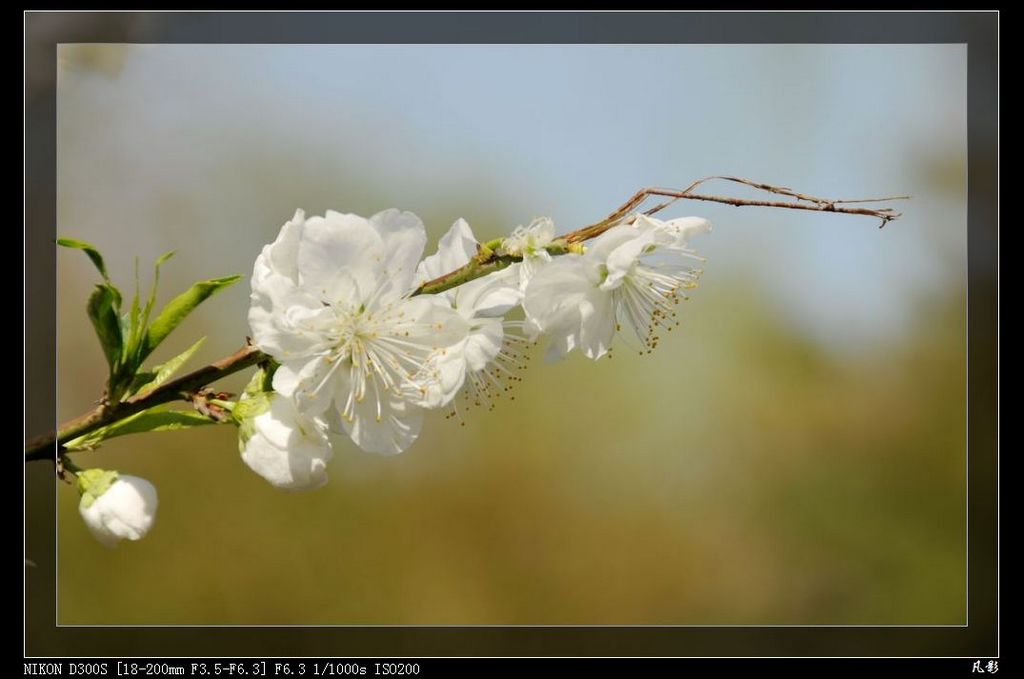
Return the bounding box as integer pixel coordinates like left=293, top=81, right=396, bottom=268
left=51, top=44, right=965, bottom=625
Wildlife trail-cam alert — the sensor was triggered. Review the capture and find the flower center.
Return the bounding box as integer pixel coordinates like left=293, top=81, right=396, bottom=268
left=321, top=301, right=432, bottom=423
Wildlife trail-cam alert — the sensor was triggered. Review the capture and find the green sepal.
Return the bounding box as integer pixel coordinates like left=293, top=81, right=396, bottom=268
left=233, top=367, right=277, bottom=450
left=243, top=364, right=276, bottom=398
left=234, top=366, right=276, bottom=423
left=237, top=416, right=258, bottom=453
left=232, top=391, right=273, bottom=426
left=76, top=468, right=119, bottom=509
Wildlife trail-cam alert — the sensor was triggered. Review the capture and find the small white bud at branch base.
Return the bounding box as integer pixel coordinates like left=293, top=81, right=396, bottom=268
left=77, top=470, right=158, bottom=548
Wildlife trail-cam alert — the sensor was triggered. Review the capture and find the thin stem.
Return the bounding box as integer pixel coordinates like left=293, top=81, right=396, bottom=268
left=28, top=178, right=905, bottom=463
left=25, top=344, right=264, bottom=461
left=415, top=179, right=903, bottom=294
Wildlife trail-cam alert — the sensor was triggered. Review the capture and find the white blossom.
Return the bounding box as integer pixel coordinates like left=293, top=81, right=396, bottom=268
left=649, top=215, right=713, bottom=249
left=523, top=215, right=709, bottom=361
left=240, top=393, right=333, bottom=491
left=502, top=217, right=557, bottom=290
left=77, top=471, right=158, bottom=548
left=249, top=209, right=468, bottom=455
left=416, top=219, right=530, bottom=417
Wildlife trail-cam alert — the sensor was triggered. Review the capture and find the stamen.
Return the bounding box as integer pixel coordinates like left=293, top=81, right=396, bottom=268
left=444, top=320, right=531, bottom=425
left=613, top=261, right=701, bottom=354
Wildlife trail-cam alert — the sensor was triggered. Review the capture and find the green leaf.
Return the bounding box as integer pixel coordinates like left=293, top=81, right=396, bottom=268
left=64, top=407, right=217, bottom=451
left=121, top=251, right=178, bottom=379
left=62, top=237, right=132, bottom=398
left=125, top=370, right=157, bottom=394
left=57, top=237, right=110, bottom=282
left=86, top=284, right=123, bottom=371
left=126, top=257, right=142, bottom=363
left=141, top=275, right=240, bottom=360
left=144, top=251, right=176, bottom=328
left=139, top=251, right=175, bottom=348
left=129, top=337, right=206, bottom=397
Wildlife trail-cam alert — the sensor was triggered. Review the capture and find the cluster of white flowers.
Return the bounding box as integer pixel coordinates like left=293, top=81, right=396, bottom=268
left=523, top=214, right=711, bottom=360
left=71, top=208, right=710, bottom=546
left=238, top=208, right=711, bottom=490
left=59, top=179, right=907, bottom=547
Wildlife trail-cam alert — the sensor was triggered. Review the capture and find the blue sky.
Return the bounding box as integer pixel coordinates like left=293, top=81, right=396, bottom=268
left=58, top=44, right=966, bottom=350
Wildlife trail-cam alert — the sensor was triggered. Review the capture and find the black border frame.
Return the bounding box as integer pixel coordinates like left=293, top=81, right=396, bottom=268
left=24, top=10, right=998, bottom=657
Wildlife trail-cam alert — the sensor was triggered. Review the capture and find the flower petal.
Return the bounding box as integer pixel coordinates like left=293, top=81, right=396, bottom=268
left=338, top=391, right=425, bottom=455
left=584, top=224, right=647, bottom=263
left=523, top=256, right=612, bottom=360
left=601, top=227, right=661, bottom=291
left=523, top=256, right=595, bottom=337
left=416, top=217, right=477, bottom=285
left=661, top=216, right=713, bottom=245
left=248, top=273, right=331, bottom=360
left=577, top=288, right=616, bottom=360
left=543, top=325, right=579, bottom=362
left=388, top=296, right=470, bottom=407
left=79, top=475, right=158, bottom=547
left=297, top=211, right=384, bottom=303
left=390, top=295, right=470, bottom=352
left=242, top=431, right=330, bottom=491
left=242, top=398, right=333, bottom=491
left=272, top=356, right=338, bottom=417
left=265, top=208, right=306, bottom=282
left=451, top=269, right=522, bottom=318
left=370, top=208, right=429, bottom=297
left=463, top=318, right=505, bottom=373
left=412, top=344, right=469, bottom=409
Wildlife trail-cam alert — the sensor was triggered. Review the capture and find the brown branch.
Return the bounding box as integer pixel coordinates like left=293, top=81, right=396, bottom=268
left=30, top=178, right=906, bottom=463
left=416, top=177, right=905, bottom=293
left=25, top=343, right=264, bottom=462
left=562, top=177, right=904, bottom=244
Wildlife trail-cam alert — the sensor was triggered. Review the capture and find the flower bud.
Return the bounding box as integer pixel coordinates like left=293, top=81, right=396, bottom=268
left=77, top=470, right=158, bottom=548
left=238, top=391, right=333, bottom=491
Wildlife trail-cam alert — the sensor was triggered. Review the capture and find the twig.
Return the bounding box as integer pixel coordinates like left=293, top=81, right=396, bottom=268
left=25, top=344, right=264, bottom=461
left=28, top=178, right=906, bottom=462
left=558, top=176, right=904, bottom=245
